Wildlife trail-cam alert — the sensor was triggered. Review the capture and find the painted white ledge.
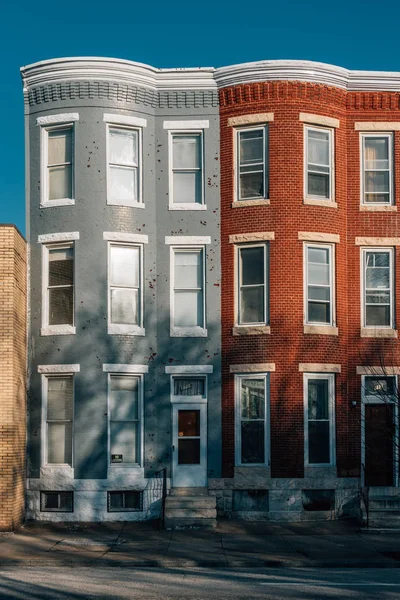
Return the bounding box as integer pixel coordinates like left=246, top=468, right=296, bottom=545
left=107, top=324, right=145, bottom=336
left=38, top=231, right=79, bottom=243
left=165, top=236, right=211, bottom=245
left=104, top=113, right=147, bottom=128
left=170, top=327, right=208, bottom=338
left=40, top=199, right=75, bottom=209
left=165, top=365, right=213, bottom=374
left=36, top=113, right=79, bottom=126
left=103, top=232, right=148, bottom=244
left=163, top=120, right=209, bottom=129
left=103, top=364, right=149, bottom=373
left=40, top=325, right=76, bottom=336
left=38, top=364, right=80, bottom=374
left=168, top=204, right=207, bottom=211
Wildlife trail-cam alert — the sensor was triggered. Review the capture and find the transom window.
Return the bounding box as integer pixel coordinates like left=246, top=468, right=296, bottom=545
left=108, top=126, right=140, bottom=205
left=305, top=244, right=334, bottom=325
left=171, top=133, right=203, bottom=205
left=361, top=134, right=393, bottom=205
left=362, top=249, right=394, bottom=328
left=235, top=375, right=268, bottom=466
left=44, top=126, right=74, bottom=202
left=364, top=376, right=396, bottom=400
left=304, top=374, right=335, bottom=466
left=238, top=244, right=268, bottom=325
left=236, top=127, right=268, bottom=200
left=305, top=127, right=333, bottom=200
left=173, top=377, right=206, bottom=398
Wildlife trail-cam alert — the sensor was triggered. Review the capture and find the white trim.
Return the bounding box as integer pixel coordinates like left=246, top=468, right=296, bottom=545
left=106, top=123, right=143, bottom=207
left=166, top=365, right=213, bottom=374
left=103, top=364, right=149, bottom=373
left=107, top=242, right=145, bottom=335
left=171, top=402, right=207, bottom=487
left=37, top=113, right=79, bottom=126
left=356, top=122, right=400, bottom=131
left=107, top=373, right=144, bottom=469
left=163, top=120, right=209, bottom=129
left=168, top=130, right=205, bottom=208
left=170, top=245, right=207, bottom=338
left=304, top=125, right=334, bottom=202
left=299, top=113, right=340, bottom=128
left=103, top=113, right=147, bottom=128
left=165, top=236, right=211, bottom=245
left=304, top=242, right=335, bottom=327
left=236, top=242, right=269, bottom=327
left=41, top=373, right=75, bottom=469
left=229, top=232, right=274, bottom=243
left=304, top=373, right=336, bottom=467
left=228, top=113, right=274, bottom=127
left=235, top=124, right=268, bottom=202
left=230, top=363, right=275, bottom=373
left=361, top=247, right=394, bottom=330
left=235, top=373, right=269, bottom=467
left=103, top=232, right=148, bottom=244
left=41, top=325, right=76, bottom=336
left=38, top=232, right=79, bottom=243
left=38, top=364, right=80, bottom=373
left=360, top=133, right=394, bottom=207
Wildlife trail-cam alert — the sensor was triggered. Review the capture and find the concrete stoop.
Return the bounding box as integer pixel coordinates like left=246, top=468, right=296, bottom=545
left=366, top=488, right=400, bottom=528
left=165, top=488, right=217, bottom=530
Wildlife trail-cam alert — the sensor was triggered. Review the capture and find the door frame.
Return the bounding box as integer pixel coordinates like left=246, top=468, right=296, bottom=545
left=361, top=374, right=399, bottom=487
left=171, top=402, right=207, bottom=488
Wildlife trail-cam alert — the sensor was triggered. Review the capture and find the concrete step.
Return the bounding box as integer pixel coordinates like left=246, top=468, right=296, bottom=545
left=170, top=487, right=209, bottom=496
left=368, top=487, right=400, bottom=498
left=369, top=498, right=400, bottom=510
left=165, top=508, right=217, bottom=519
left=368, top=511, right=400, bottom=528
left=165, top=517, right=217, bottom=530
left=166, top=496, right=216, bottom=509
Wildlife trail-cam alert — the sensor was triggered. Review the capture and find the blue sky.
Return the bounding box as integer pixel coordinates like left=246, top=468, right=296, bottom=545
left=2, top=0, right=400, bottom=235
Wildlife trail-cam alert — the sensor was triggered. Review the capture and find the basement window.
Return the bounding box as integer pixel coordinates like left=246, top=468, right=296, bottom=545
left=40, top=491, right=74, bottom=512
left=107, top=490, right=143, bottom=512
left=302, top=489, right=334, bottom=511
left=232, top=490, right=269, bottom=512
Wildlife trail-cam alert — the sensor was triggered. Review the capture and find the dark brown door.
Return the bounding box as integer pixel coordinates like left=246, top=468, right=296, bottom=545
left=365, top=404, right=394, bottom=486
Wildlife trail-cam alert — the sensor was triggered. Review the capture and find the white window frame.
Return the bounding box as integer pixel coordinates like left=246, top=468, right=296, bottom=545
left=168, top=130, right=206, bottom=210
left=304, top=125, right=334, bottom=201
left=107, top=372, right=144, bottom=468
left=304, top=373, right=336, bottom=467
left=236, top=243, right=269, bottom=326
left=40, top=123, right=75, bottom=208
left=170, top=246, right=207, bottom=337
left=360, top=133, right=394, bottom=206
left=41, top=373, right=74, bottom=468
left=235, top=373, right=269, bottom=467
left=107, top=242, right=145, bottom=336
left=41, top=242, right=76, bottom=336
left=361, top=247, right=395, bottom=329
left=304, top=243, right=335, bottom=326
left=106, top=123, right=143, bottom=207
left=235, top=125, right=268, bottom=202
left=170, top=374, right=208, bottom=404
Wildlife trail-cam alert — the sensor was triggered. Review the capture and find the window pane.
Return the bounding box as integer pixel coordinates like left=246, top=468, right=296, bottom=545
left=308, top=421, right=330, bottom=464
left=365, top=377, right=395, bottom=397
left=49, top=287, right=73, bottom=325
left=240, top=287, right=264, bottom=323
left=48, top=377, right=73, bottom=420
left=178, top=410, right=200, bottom=437
left=308, top=301, right=330, bottom=323
left=240, top=171, right=264, bottom=199
left=365, top=137, right=389, bottom=163
left=109, top=492, right=124, bottom=511
left=367, top=252, right=389, bottom=268
left=366, top=266, right=389, bottom=289
left=241, top=247, right=264, bottom=285
left=365, top=171, right=390, bottom=193
left=178, top=439, right=200, bottom=464
left=308, top=286, right=330, bottom=301
left=49, top=250, right=73, bottom=287
left=111, top=289, right=138, bottom=325
left=308, top=130, right=329, bottom=166
left=308, top=263, right=330, bottom=286
left=48, top=129, right=72, bottom=165
left=174, top=290, right=202, bottom=327
left=366, top=305, right=391, bottom=326
left=109, top=128, right=137, bottom=166
left=109, top=166, right=137, bottom=202
left=239, top=130, right=263, bottom=164
left=173, top=135, right=200, bottom=169
left=110, top=246, right=139, bottom=288
left=174, top=378, right=205, bottom=396
left=241, top=379, right=265, bottom=419
left=308, top=379, right=329, bottom=420
left=173, top=171, right=201, bottom=204
left=175, top=252, right=201, bottom=288
left=110, top=376, right=138, bottom=421
left=241, top=421, right=264, bottom=463
left=308, top=172, right=329, bottom=198
left=49, top=165, right=72, bottom=200
left=110, top=421, right=138, bottom=463
left=48, top=422, right=72, bottom=465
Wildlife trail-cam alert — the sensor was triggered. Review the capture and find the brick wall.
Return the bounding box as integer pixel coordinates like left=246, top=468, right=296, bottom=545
left=219, top=80, right=400, bottom=480
left=0, top=226, right=26, bottom=529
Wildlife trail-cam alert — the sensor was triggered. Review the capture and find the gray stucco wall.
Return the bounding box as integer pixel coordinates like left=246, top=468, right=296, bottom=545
left=25, top=77, right=221, bottom=513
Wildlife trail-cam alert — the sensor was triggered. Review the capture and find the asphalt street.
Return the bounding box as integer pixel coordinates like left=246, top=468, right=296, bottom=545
left=0, top=567, right=399, bottom=599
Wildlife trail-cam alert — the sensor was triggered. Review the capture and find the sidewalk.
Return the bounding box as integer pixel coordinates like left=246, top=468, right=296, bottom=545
left=0, top=518, right=399, bottom=569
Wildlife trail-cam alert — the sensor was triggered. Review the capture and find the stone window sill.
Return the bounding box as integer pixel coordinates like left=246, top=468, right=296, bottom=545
left=304, top=325, right=339, bottom=336
left=359, top=205, right=397, bottom=212
left=360, top=327, right=398, bottom=339
left=41, top=325, right=76, bottom=336
left=108, top=324, right=145, bottom=336
left=168, top=204, right=207, bottom=211
left=170, top=327, right=208, bottom=338
left=40, top=199, right=75, bottom=208
left=231, top=199, right=270, bottom=208
left=232, top=325, right=270, bottom=336
left=303, top=198, right=337, bottom=208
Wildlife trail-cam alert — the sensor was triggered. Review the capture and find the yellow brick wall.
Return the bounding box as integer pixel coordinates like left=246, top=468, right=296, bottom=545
left=0, top=226, right=26, bottom=530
